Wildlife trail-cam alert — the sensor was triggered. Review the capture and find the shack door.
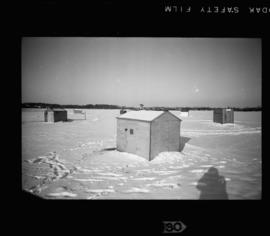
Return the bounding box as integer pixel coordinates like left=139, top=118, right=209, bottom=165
left=44, top=110, right=48, bottom=122
left=225, top=110, right=233, bottom=123
left=225, top=111, right=228, bottom=123
left=165, top=122, right=170, bottom=151
left=127, top=128, right=137, bottom=153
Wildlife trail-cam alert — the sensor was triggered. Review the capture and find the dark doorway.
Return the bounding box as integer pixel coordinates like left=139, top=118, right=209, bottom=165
left=44, top=110, right=48, bottom=122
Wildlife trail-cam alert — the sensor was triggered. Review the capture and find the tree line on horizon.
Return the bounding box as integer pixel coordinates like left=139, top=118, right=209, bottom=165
left=21, top=103, right=262, bottom=112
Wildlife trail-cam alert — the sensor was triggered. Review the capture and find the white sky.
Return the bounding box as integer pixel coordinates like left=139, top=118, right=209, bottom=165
left=22, top=37, right=261, bottom=107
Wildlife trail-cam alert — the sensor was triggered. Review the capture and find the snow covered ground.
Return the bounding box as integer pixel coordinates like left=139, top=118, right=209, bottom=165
left=22, top=109, right=261, bottom=199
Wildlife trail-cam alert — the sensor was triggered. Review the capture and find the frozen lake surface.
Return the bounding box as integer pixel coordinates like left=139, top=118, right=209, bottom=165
left=22, top=109, right=261, bottom=199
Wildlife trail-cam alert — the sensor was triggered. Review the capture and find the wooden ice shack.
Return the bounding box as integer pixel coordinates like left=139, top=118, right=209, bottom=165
left=116, top=110, right=182, bottom=161
left=45, top=108, right=67, bottom=122
left=213, top=108, right=234, bottom=124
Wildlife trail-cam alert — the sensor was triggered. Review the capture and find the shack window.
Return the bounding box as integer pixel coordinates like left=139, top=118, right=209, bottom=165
left=130, top=129, right=134, bottom=135
left=125, top=128, right=128, bottom=131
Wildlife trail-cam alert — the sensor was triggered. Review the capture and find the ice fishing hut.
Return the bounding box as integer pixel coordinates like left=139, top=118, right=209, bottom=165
left=213, top=108, right=234, bottom=124
left=45, top=108, right=68, bottom=122
left=180, top=108, right=189, bottom=117
left=116, top=110, right=182, bottom=161
left=120, top=108, right=127, bottom=114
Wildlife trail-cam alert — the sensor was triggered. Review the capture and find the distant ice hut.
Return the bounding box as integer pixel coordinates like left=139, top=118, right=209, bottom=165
left=116, top=110, right=182, bottom=161
left=213, top=108, right=234, bottom=124
left=45, top=108, right=68, bottom=122
left=120, top=108, right=127, bottom=114
left=180, top=108, right=189, bottom=117
left=22, top=108, right=68, bottom=122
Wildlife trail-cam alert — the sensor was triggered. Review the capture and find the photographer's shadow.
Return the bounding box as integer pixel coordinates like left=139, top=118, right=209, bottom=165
left=196, top=167, right=229, bottom=200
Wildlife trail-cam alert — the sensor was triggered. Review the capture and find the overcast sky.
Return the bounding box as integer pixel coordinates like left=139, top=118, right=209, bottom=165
left=22, top=37, right=261, bottom=107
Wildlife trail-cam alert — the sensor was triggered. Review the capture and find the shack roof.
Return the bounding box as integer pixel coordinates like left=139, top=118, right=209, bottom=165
left=50, top=108, right=67, bottom=111
left=117, top=110, right=182, bottom=122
